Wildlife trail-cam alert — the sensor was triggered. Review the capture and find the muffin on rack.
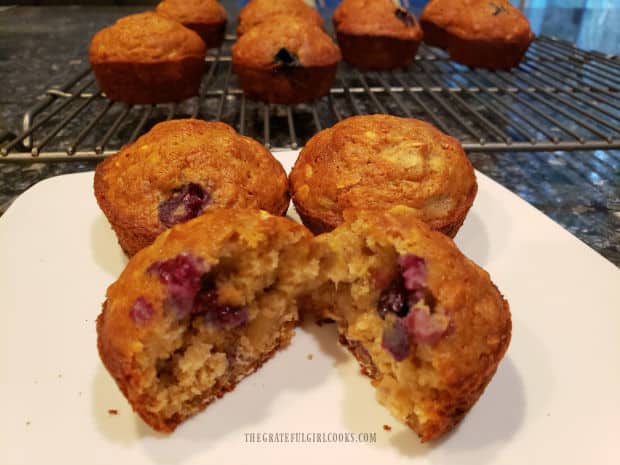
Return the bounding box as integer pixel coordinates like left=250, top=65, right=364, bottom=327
left=97, top=208, right=317, bottom=432
left=420, top=0, right=533, bottom=69
left=94, top=119, right=289, bottom=256
left=156, top=0, right=227, bottom=49
left=333, top=0, right=423, bottom=69
left=304, top=206, right=511, bottom=442
left=236, top=0, right=323, bottom=36
left=89, top=12, right=206, bottom=104
left=289, top=114, right=477, bottom=236
left=232, top=15, right=341, bottom=104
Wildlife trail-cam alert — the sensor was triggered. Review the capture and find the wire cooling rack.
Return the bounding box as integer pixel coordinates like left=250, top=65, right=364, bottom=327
left=0, top=35, right=619, bottom=159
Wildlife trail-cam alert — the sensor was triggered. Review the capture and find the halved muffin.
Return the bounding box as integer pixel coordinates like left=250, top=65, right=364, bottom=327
left=303, top=206, right=511, bottom=441
left=97, top=209, right=317, bottom=432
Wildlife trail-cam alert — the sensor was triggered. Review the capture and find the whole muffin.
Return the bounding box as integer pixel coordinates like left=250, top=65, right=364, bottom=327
left=156, top=0, right=227, bottom=49
left=237, top=0, right=323, bottom=36
left=232, top=15, right=341, bottom=104
left=289, top=114, right=477, bottom=236
left=89, top=12, right=206, bottom=104
left=304, top=206, right=511, bottom=442
left=94, top=119, right=289, bottom=256
left=97, top=208, right=317, bottom=432
left=420, top=0, right=533, bottom=69
left=333, top=0, right=423, bottom=69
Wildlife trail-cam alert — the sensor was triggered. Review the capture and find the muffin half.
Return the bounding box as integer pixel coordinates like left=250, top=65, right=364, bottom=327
left=94, top=119, right=289, bottom=256
left=333, top=0, right=423, bottom=69
left=97, top=209, right=317, bottom=432
left=89, top=12, right=206, bottom=104
left=289, top=114, right=477, bottom=236
left=237, top=0, right=323, bottom=36
left=232, top=15, right=341, bottom=104
left=420, top=0, right=533, bottom=69
left=156, top=0, right=227, bottom=49
left=303, top=206, right=511, bottom=442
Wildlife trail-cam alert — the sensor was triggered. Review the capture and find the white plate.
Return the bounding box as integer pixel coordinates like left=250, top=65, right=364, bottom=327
left=1, top=151, right=619, bottom=465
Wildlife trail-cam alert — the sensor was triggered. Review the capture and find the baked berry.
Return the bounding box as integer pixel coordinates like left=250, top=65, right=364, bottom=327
left=158, top=183, right=210, bottom=227
left=129, top=297, right=154, bottom=325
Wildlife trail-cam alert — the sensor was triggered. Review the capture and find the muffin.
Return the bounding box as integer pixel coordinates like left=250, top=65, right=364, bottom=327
left=232, top=15, right=341, bottom=104
left=237, top=0, right=323, bottom=36
left=89, top=12, right=206, bottom=104
left=289, top=114, right=477, bottom=236
left=94, top=119, right=289, bottom=256
left=156, top=0, right=227, bottom=49
left=333, top=0, right=423, bottom=69
left=303, top=206, right=511, bottom=441
left=97, top=208, right=317, bottom=432
left=420, top=0, right=533, bottom=69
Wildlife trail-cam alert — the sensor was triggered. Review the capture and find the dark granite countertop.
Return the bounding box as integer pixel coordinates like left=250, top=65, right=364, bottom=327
left=0, top=3, right=618, bottom=266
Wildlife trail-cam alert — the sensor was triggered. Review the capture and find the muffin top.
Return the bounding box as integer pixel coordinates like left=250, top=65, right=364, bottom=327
left=290, top=115, right=476, bottom=231
left=421, top=0, right=532, bottom=42
left=156, top=0, right=227, bottom=25
left=237, top=0, right=323, bottom=36
left=333, top=0, right=423, bottom=40
left=94, top=119, right=289, bottom=237
left=89, top=12, right=206, bottom=63
left=232, top=15, right=341, bottom=68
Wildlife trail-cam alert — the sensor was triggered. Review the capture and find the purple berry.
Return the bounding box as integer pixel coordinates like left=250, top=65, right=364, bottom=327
left=191, top=276, right=248, bottom=328
left=403, top=308, right=450, bottom=346
left=129, top=296, right=154, bottom=325
left=398, top=254, right=427, bottom=291
left=147, top=253, right=207, bottom=318
left=158, top=183, right=211, bottom=228
left=394, top=8, right=416, bottom=27
left=377, top=278, right=408, bottom=319
left=381, top=319, right=411, bottom=361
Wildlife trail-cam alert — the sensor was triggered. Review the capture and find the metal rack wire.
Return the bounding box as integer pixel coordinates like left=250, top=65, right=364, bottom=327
left=1, top=35, right=619, bottom=159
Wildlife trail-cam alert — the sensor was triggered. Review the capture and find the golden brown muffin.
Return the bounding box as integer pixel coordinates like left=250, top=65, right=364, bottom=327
left=232, top=15, right=341, bottom=104
left=89, top=12, right=206, bottom=104
left=156, top=0, right=227, bottom=49
left=303, top=206, right=511, bottom=442
left=289, top=114, right=477, bottom=236
left=97, top=208, right=318, bottom=432
left=333, top=0, right=423, bottom=69
left=94, top=119, right=289, bottom=256
left=236, top=0, right=323, bottom=36
left=420, top=0, right=533, bottom=69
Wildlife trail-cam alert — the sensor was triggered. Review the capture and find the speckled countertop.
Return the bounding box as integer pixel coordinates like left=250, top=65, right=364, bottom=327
left=0, top=4, right=618, bottom=265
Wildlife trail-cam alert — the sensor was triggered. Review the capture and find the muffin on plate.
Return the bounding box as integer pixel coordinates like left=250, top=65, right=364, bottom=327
left=89, top=12, right=206, bottom=104
left=304, top=206, right=511, bottom=442
left=94, top=119, right=289, bottom=256
left=420, top=0, right=533, bottom=69
left=236, top=0, right=323, bottom=36
left=333, top=0, right=423, bottom=69
left=97, top=208, right=317, bottom=432
left=232, top=15, right=341, bottom=104
left=156, top=0, right=227, bottom=49
left=289, top=114, right=477, bottom=236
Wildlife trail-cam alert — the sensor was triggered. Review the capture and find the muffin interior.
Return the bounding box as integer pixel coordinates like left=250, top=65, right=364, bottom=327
left=303, top=225, right=455, bottom=441
left=129, top=231, right=318, bottom=428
